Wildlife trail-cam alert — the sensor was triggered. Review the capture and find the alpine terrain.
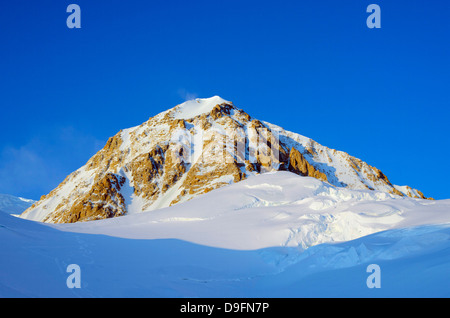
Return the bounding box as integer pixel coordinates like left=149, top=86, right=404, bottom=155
left=20, top=96, right=430, bottom=224
left=4, top=96, right=450, bottom=297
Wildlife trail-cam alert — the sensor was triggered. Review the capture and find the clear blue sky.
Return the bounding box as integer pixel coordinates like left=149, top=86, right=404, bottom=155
left=0, top=0, right=449, bottom=200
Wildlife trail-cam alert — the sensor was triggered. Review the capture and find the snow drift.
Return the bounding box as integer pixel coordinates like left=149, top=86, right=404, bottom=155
left=1, top=172, right=449, bottom=297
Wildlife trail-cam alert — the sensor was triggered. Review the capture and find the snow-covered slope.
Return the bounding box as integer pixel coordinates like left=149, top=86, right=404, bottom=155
left=173, top=95, right=230, bottom=119
left=6, top=98, right=448, bottom=297
left=0, top=194, right=35, bottom=216
left=20, top=96, right=430, bottom=224
left=55, top=172, right=449, bottom=251
left=1, top=173, right=449, bottom=297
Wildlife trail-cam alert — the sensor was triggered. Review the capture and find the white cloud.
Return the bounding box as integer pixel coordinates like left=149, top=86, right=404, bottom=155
left=177, top=88, right=198, bottom=101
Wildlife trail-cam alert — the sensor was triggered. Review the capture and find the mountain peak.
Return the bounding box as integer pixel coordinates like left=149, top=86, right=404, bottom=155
left=173, top=96, right=232, bottom=119
left=20, top=97, right=430, bottom=223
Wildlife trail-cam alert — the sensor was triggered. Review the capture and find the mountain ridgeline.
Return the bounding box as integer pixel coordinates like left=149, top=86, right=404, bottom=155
left=20, top=96, right=429, bottom=223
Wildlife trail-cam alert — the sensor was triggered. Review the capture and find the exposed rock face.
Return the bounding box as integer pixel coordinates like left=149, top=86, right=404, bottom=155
left=20, top=96, right=430, bottom=223
left=288, top=147, right=328, bottom=182
left=62, top=173, right=127, bottom=223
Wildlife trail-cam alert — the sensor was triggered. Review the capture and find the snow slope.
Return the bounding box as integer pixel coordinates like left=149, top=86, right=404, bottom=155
left=2, top=172, right=449, bottom=297
left=0, top=206, right=449, bottom=297
left=55, top=172, right=449, bottom=251
left=173, top=95, right=231, bottom=119
left=0, top=194, right=35, bottom=216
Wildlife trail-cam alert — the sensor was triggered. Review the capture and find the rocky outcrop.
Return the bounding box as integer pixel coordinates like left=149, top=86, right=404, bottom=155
left=128, top=145, right=167, bottom=201
left=288, top=147, right=328, bottom=182
left=47, top=173, right=127, bottom=223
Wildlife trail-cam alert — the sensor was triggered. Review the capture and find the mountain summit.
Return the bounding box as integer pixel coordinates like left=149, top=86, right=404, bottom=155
left=21, top=96, right=429, bottom=223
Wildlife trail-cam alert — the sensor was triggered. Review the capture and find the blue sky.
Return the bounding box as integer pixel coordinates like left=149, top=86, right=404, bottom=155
left=0, top=0, right=449, bottom=200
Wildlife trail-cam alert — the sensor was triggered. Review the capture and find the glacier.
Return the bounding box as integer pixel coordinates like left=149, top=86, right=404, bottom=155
left=1, top=172, right=449, bottom=297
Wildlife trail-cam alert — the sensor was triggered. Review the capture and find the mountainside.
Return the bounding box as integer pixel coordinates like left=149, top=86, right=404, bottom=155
left=0, top=194, right=35, bottom=216
left=20, top=96, right=429, bottom=223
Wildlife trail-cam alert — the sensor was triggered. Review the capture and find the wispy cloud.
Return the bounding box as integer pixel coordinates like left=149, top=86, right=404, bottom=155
left=177, top=88, right=198, bottom=101
left=0, top=126, right=104, bottom=200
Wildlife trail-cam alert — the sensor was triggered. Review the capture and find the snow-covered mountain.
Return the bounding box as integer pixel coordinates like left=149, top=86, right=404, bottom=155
left=2, top=172, right=449, bottom=297
left=0, top=194, right=35, bottom=216
left=20, top=96, right=430, bottom=223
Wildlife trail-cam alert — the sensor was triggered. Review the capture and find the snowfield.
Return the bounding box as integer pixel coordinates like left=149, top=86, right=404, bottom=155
left=55, top=172, right=449, bottom=251
left=1, top=172, right=449, bottom=297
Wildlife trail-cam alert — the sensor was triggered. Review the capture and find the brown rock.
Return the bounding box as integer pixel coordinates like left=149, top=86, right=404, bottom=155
left=288, top=147, right=328, bottom=182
